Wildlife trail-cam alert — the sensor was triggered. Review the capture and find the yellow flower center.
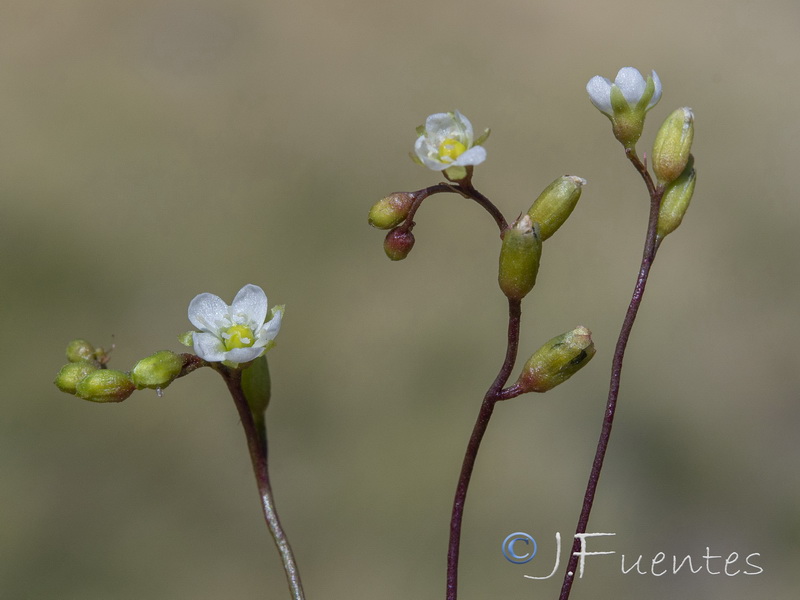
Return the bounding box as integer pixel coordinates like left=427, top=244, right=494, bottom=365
left=223, top=325, right=256, bottom=350
left=437, top=138, right=467, bottom=163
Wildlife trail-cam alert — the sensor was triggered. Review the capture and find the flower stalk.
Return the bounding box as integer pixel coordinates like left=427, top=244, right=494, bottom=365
left=558, top=148, right=666, bottom=600
left=447, top=296, right=522, bottom=600
left=216, top=365, right=305, bottom=600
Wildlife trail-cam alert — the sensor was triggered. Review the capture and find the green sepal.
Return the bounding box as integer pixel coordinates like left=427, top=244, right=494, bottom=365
left=242, top=354, right=271, bottom=416
left=177, top=331, right=194, bottom=347
left=473, top=128, right=491, bottom=147
left=635, top=73, right=658, bottom=113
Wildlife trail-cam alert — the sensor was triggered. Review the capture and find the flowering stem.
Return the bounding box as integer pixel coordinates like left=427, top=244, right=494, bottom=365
left=557, top=150, right=663, bottom=600
left=216, top=366, right=305, bottom=600
left=403, top=181, right=509, bottom=235
left=447, top=297, right=522, bottom=600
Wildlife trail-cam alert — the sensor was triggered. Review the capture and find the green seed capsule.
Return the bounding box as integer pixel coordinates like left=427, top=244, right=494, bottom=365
left=498, top=215, right=541, bottom=300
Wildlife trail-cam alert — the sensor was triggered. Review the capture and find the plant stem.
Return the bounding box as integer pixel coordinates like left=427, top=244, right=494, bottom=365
left=558, top=153, right=663, bottom=600
left=218, top=366, right=306, bottom=600
left=447, top=298, right=522, bottom=600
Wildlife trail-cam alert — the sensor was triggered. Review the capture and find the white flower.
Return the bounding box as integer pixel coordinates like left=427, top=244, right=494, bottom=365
left=414, top=111, right=488, bottom=174
left=188, top=284, right=283, bottom=366
left=586, top=67, right=662, bottom=117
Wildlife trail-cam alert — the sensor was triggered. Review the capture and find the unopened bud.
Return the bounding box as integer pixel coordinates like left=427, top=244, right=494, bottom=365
left=369, top=192, right=415, bottom=230
left=75, top=369, right=136, bottom=403
left=384, top=227, right=415, bottom=261
left=54, top=361, right=99, bottom=395
left=527, top=175, right=587, bottom=241
left=652, top=107, right=694, bottom=184
left=131, top=350, right=184, bottom=390
left=516, top=326, right=596, bottom=393
left=65, top=339, right=96, bottom=363
left=498, top=215, right=542, bottom=300
left=657, top=156, right=696, bottom=240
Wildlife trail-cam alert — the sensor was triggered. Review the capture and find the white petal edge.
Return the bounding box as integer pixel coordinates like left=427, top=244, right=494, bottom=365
left=586, top=76, right=613, bottom=114
left=425, top=112, right=456, bottom=135
left=257, top=307, right=283, bottom=343
left=231, top=284, right=268, bottom=328
left=188, top=293, right=228, bottom=332
left=452, top=111, right=474, bottom=143
left=615, top=67, right=646, bottom=105
left=224, top=346, right=264, bottom=364
left=647, top=70, right=662, bottom=110
left=452, top=145, right=487, bottom=167
left=193, top=331, right=227, bottom=362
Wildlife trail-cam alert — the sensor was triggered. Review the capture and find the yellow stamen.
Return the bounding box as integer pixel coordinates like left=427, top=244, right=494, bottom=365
left=437, top=138, right=467, bottom=163
left=223, top=325, right=256, bottom=350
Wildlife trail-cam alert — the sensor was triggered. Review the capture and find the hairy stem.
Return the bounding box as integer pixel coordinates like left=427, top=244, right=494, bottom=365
left=218, top=366, right=305, bottom=600
left=558, top=152, right=663, bottom=600
left=447, top=298, right=522, bottom=600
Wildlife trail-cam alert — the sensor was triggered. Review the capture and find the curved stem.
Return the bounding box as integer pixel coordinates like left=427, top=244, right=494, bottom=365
left=558, top=155, right=663, bottom=600
left=457, top=182, right=509, bottom=233
left=217, top=366, right=305, bottom=600
left=404, top=181, right=508, bottom=235
left=447, top=298, right=522, bottom=600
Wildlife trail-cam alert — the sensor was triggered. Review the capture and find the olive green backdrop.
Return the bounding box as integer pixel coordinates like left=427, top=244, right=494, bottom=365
left=2, top=0, right=798, bottom=598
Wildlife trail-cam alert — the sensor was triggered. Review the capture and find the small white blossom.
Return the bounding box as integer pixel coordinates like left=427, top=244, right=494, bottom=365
left=586, top=67, right=662, bottom=117
left=188, top=284, right=283, bottom=366
left=414, top=111, right=487, bottom=175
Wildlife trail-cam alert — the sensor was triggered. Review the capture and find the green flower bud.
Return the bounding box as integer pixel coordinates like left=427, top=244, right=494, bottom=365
left=652, top=107, right=694, bottom=184
left=516, top=326, right=596, bottom=393
left=131, top=350, right=184, bottom=390
left=498, top=215, right=542, bottom=300
left=527, top=175, right=587, bottom=241
left=368, top=192, right=415, bottom=230
left=75, top=369, right=136, bottom=403
left=65, top=339, right=96, bottom=363
left=54, top=360, right=99, bottom=395
left=657, top=156, right=696, bottom=240
left=384, top=227, right=415, bottom=261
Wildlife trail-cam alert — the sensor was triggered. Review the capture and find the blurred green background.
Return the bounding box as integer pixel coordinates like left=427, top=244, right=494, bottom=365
left=2, top=0, right=798, bottom=598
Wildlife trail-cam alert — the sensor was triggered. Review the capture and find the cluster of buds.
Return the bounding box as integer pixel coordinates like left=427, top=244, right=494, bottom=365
left=368, top=191, right=418, bottom=261
left=367, top=108, right=597, bottom=395
left=652, top=108, right=696, bottom=240
left=54, top=340, right=185, bottom=403
left=587, top=67, right=697, bottom=240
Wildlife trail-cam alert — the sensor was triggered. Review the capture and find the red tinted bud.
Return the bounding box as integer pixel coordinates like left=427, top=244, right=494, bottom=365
left=384, top=227, right=415, bottom=261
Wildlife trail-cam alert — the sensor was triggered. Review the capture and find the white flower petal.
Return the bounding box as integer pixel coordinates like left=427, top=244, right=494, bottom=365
left=231, top=284, right=268, bottom=328
left=188, top=293, right=228, bottom=332
left=193, top=331, right=227, bottom=362
left=188, top=285, right=282, bottom=364
left=614, top=67, right=647, bottom=105
left=647, top=70, right=662, bottom=110
left=258, top=307, right=283, bottom=343
left=452, top=145, right=486, bottom=166
left=414, top=135, right=440, bottom=167
left=586, top=76, right=613, bottom=114
left=452, top=110, right=474, bottom=143
left=224, top=346, right=264, bottom=364
left=425, top=112, right=455, bottom=136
